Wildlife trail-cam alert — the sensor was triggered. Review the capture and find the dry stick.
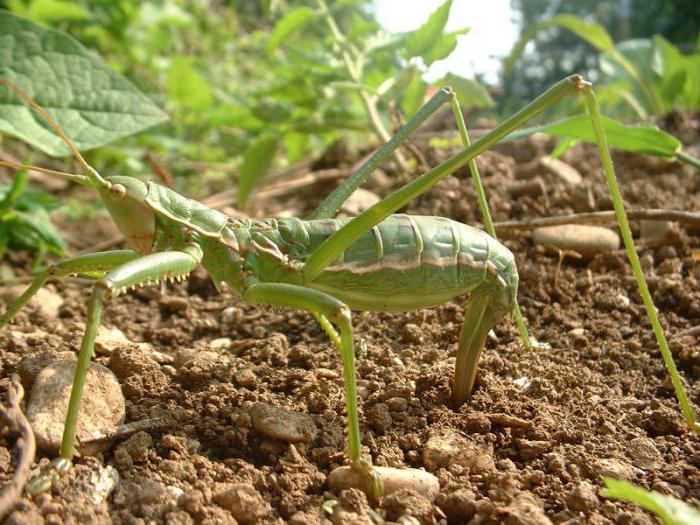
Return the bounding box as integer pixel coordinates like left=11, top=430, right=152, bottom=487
left=80, top=418, right=167, bottom=446
left=0, top=375, right=36, bottom=521
left=494, top=208, right=700, bottom=232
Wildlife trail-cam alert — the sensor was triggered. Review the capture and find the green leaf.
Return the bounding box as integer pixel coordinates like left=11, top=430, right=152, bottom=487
left=602, top=478, right=700, bottom=525
left=283, top=132, right=308, bottom=165
left=400, top=68, right=427, bottom=117
left=0, top=11, right=168, bottom=157
left=503, top=114, right=681, bottom=159
left=267, top=7, right=316, bottom=53
left=550, top=137, right=579, bottom=159
left=251, top=99, right=294, bottom=123
left=438, top=73, right=494, bottom=110
left=166, top=56, right=213, bottom=112
left=505, top=14, right=614, bottom=76
left=237, top=134, right=278, bottom=206
left=403, top=0, right=453, bottom=59
left=28, top=0, right=90, bottom=23
left=422, top=28, right=469, bottom=66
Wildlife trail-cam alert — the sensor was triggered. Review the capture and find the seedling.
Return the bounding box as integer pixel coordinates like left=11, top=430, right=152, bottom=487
left=0, top=70, right=696, bottom=498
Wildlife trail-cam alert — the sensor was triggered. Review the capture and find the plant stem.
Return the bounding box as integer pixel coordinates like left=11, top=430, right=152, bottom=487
left=676, top=150, right=700, bottom=170
left=315, top=0, right=407, bottom=171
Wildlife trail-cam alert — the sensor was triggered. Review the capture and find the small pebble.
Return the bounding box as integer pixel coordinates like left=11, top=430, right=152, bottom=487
left=27, top=360, right=125, bottom=453
left=539, top=155, right=582, bottom=186
left=533, top=224, right=620, bottom=258
left=1, top=285, right=63, bottom=319
left=250, top=402, right=318, bottom=443
left=340, top=188, right=381, bottom=216
left=423, top=431, right=494, bottom=473
left=328, top=466, right=440, bottom=502
left=209, top=337, right=232, bottom=351
left=95, top=326, right=153, bottom=356
left=595, top=458, right=641, bottom=481
left=627, top=437, right=663, bottom=470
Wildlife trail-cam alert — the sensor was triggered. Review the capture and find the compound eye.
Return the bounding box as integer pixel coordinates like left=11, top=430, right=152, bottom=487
left=110, top=184, right=127, bottom=199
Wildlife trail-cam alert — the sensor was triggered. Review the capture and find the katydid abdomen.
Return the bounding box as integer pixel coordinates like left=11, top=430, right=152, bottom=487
left=238, top=214, right=518, bottom=314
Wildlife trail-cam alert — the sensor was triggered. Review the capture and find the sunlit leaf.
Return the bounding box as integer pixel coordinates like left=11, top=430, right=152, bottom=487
left=403, top=0, right=452, bottom=59
left=267, top=7, right=316, bottom=53
left=602, top=478, right=700, bottom=525
left=438, top=73, right=494, bottom=109
left=28, top=0, right=89, bottom=23
left=422, top=28, right=470, bottom=66
left=503, top=114, right=681, bottom=158
left=0, top=11, right=168, bottom=156
left=166, top=56, right=213, bottom=112
left=400, top=68, right=427, bottom=117
left=237, top=134, right=278, bottom=206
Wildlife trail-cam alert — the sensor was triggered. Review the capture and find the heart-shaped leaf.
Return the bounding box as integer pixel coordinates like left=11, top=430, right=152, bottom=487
left=0, top=11, right=168, bottom=157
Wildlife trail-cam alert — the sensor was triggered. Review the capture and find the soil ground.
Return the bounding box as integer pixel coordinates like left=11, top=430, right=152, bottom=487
left=1, top=112, right=699, bottom=524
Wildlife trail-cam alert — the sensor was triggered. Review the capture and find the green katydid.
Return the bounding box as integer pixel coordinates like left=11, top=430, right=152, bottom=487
left=0, top=74, right=695, bottom=498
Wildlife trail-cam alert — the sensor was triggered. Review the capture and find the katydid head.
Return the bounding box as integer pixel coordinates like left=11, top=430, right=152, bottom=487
left=99, top=176, right=156, bottom=254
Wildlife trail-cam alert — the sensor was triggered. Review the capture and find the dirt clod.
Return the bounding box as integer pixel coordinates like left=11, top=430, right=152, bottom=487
left=565, top=481, right=599, bottom=513
left=496, top=493, right=553, bottom=525
left=213, top=483, right=270, bottom=524
left=423, top=430, right=495, bottom=473
left=250, top=402, right=318, bottom=443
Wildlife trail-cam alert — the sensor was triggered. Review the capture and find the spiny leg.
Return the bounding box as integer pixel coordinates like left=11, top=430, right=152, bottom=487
left=241, top=283, right=378, bottom=492
left=30, top=246, right=203, bottom=491
left=0, top=250, right=138, bottom=328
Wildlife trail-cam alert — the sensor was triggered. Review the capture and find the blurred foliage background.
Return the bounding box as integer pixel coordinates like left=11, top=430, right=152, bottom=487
left=0, top=0, right=699, bottom=211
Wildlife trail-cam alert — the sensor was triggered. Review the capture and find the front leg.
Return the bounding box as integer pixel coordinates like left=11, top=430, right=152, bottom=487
left=30, top=246, right=202, bottom=491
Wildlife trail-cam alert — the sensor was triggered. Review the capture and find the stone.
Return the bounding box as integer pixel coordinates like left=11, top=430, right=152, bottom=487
left=594, top=458, right=641, bottom=481
left=627, top=437, right=663, bottom=470
left=95, top=326, right=153, bottom=356
left=533, top=225, right=620, bottom=258
left=340, top=188, right=381, bottom=216
left=423, top=430, right=495, bottom=473
left=328, top=466, right=440, bottom=502
left=539, top=155, right=582, bottom=186
left=1, top=285, right=63, bottom=320
left=27, top=360, right=125, bottom=453
left=250, top=402, right=318, bottom=443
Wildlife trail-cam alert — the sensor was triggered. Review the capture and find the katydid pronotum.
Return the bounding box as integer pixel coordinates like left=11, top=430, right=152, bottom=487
left=0, top=74, right=695, bottom=497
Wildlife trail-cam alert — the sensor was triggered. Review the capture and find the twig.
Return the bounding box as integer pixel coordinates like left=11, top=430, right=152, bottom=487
left=495, top=208, right=700, bottom=232
left=0, top=375, right=36, bottom=520
left=80, top=418, right=167, bottom=445
left=672, top=325, right=700, bottom=339
left=202, top=167, right=352, bottom=209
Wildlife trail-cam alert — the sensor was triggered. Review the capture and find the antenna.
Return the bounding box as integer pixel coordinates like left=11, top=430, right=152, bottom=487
left=0, top=77, right=106, bottom=187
